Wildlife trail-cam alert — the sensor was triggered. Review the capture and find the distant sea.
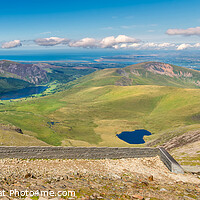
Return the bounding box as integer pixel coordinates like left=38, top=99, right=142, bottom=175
left=0, top=49, right=200, bottom=70
left=0, top=49, right=129, bottom=62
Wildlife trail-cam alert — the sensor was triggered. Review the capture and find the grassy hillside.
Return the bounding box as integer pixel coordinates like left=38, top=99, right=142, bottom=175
left=0, top=77, right=33, bottom=93
left=0, top=62, right=200, bottom=151
left=123, top=62, right=200, bottom=87
left=0, top=60, right=96, bottom=94
left=61, top=61, right=200, bottom=90
left=0, top=85, right=199, bottom=146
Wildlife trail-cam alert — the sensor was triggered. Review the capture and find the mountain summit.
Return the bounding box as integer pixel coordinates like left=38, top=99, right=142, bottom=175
left=115, top=62, right=200, bottom=88
left=77, top=62, right=200, bottom=89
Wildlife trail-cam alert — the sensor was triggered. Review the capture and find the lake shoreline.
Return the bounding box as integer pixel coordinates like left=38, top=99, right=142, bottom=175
left=0, top=85, right=48, bottom=101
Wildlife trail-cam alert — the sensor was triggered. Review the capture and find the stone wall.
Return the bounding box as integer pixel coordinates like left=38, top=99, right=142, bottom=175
left=0, top=146, right=184, bottom=174
left=159, top=147, right=184, bottom=174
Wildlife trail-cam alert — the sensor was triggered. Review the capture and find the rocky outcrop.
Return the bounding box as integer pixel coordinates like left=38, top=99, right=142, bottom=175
left=0, top=60, right=48, bottom=84
left=146, top=62, right=193, bottom=78
left=114, top=62, right=200, bottom=88
left=0, top=124, right=23, bottom=134
left=160, top=130, right=200, bottom=150
left=115, top=77, right=133, bottom=86
left=116, top=68, right=129, bottom=77
left=14, top=128, right=23, bottom=134
left=130, top=68, right=141, bottom=76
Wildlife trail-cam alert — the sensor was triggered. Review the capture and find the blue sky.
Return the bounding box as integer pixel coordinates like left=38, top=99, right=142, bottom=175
left=1, top=0, right=200, bottom=50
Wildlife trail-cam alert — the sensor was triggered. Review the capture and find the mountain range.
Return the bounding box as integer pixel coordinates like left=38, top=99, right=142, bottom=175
left=0, top=61, right=200, bottom=166
left=0, top=60, right=95, bottom=94
left=0, top=60, right=48, bottom=93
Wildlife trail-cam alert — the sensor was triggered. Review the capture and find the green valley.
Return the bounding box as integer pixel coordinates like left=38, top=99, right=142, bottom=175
left=0, top=61, right=199, bottom=152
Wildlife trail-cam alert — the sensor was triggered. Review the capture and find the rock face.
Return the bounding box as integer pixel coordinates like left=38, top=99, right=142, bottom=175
left=115, top=76, right=133, bottom=86
left=0, top=60, right=48, bottom=84
left=146, top=62, right=193, bottom=78
left=161, top=130, right=200, bottom=150
left=115, top=61, right=200, bottom=88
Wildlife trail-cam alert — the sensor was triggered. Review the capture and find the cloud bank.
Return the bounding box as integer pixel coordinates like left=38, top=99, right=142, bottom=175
left=166, top=27, right=200, bottom=36
left=2, top=35, right=200, bottom=51
left=68, top=35, right=140, bottom=49
left=177, top=43, right=200, bottom=50
left=113, top=42, right=176, bottom=50
left=34, top=37, right=69, bottom=46
left=1, top=40, right=22, bottom=49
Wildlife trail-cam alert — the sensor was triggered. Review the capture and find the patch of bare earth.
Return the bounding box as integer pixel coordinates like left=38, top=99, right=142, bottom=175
left=146, top=63, right=193, bottom=78
left=161, top=130, right=200, bottom=151
left=0, top=156, right=199, bottom=199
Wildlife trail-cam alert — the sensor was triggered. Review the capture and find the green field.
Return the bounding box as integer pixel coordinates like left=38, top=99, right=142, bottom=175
left=0, top=62, right=200, bottom=149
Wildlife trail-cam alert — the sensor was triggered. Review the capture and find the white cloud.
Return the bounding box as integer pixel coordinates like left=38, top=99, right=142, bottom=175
left=1, top=40, right=22, bottom=49
left=5, top=35, right=200, bottom=51
left=69, top=38, right=98, bottom=48
left=34, top=37, right=69, bottom=46
left=120, top=43, right=128, bottom=48
left=115, top=35, right=139, bottom=43
left=68, top=35, right=140, bottom=49
left=100, top=35, right=140, bottom=48
left=142, top=43, right=158, bottom=48
left=157, top=42, right=175, bottom=48
left=123, top=42, right=175, bottom=50
left=100, top=36, right=116, bottom=48
left=194, top=43, right=200, bottom=47
left=128, top=43, right=141, bottom=48
left=166, top=27, right=200, bottom=36
left=177, top=43, right=192, bottom=50
left=176, top=43, right=200, bottom=50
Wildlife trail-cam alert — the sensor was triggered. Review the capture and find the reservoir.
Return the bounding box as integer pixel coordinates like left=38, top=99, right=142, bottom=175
left=116, top=129, right=152, bottom=144
left=0, top=86, right=48, bottom=100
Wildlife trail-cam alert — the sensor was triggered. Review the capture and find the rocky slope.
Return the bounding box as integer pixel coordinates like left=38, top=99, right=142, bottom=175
left=115, top=62, right=200, bottom=88
left=161, top=130, right=200, bottom=151
left=0, top=60, right=48, bottom=84
left=0, top=157, right=199, bottom=200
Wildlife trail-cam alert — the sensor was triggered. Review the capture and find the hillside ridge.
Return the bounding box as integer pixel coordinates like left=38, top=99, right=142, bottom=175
left=113, top=62, right=200, bottom=88
left=0, top=60, right=48, bottom=84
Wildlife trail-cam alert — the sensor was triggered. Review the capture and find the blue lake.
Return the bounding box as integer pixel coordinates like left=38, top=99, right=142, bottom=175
left=116, top=129, right=152, bottom=144
left=0, top=86, right=48, bottom=100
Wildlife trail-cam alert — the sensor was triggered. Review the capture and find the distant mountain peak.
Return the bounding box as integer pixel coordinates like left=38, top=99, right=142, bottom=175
left=114, top=62, right=200, bottom=87
left=143, top=62, right=193, bottom=78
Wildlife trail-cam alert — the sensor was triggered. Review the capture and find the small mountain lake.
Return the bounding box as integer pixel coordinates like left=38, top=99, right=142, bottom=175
left=0, top=86, right=48, bottom=100
left=116, top=129, right=152, bottom=144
